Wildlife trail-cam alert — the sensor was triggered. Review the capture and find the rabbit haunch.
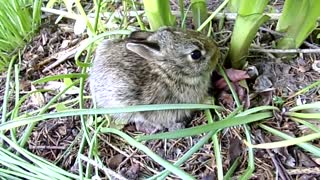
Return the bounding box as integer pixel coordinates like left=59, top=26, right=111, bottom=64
left=89, top=27, right=220, bottom=132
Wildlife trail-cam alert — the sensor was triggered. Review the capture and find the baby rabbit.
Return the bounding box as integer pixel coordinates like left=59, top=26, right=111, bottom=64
left=90, top=27, right=220, bottom=133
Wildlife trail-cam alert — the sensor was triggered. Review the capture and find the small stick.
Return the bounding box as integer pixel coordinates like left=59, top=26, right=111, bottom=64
left=79, top=154, right=128, bottom=180
left=249, top=48, right=320, bottom=54
left=220, top=47, right=320, bottom=54
left=41, top=39, right=88, bottom=72
left=41, top=7, right=80, bottom=19
left=28, top=145, right=66, bottom=150
left=259, top=27, right=320, bottom=49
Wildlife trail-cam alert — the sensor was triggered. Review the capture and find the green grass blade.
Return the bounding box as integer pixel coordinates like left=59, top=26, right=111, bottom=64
left=237, top=106, right=279, bottom=116
left=32, top=73, right=88, bottom=84
left=205, top=109, right=224, bottom=180
left=149, top=130, right=217, bottom=179
left=0, top=0, right=41, bottom=72
left=1, top=56, right=16, bottom=146
left=288, top=102, right=320, bottom=112
left=137, top=112, right=273, bottom=141
left=197, top=0, right=229, bottom=32
left=287, top=80, right=320, bottom=100
left=18, top=80, right=81, bottom=147
left=291, top=117, right=320, bottom=133
left=259, top=124, right=320, bottom=157
left=0, top=104, right=222, bottom=131
left=239, top=125, right=254, bottom=179
left=100, top=128, right=195, bottom=180
left=224, top=157, right=240, bottom=179
left=285, top=112, right=320, bottom=120
left=0, top=134, right=83, bottom=179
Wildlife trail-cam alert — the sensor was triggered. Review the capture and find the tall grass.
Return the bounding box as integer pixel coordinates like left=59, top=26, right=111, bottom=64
left=0, top=0, right=42, bottom=72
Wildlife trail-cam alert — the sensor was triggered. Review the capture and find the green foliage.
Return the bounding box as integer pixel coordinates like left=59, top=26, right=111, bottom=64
left=143, top=0, right=176, bottom=30
left=226, top=0, right=270, bottom=69
left=272, top=96, right=285, bottom=106
left=0, top=55, right=9, bottom=72
left=0, top=0, right=42, bottom=72
left=191, top=0, right=208, bottom=30
left=227, top=0, right=241, bottom=13
left=259, top=123, right=320, bottom=156
left=143, top=0, right=211, bottom=32
left=0, top=133, right=81, bottom=179
left=137, top=107, right=276, bottom=141
left=276, top=0, right=320, bottom=49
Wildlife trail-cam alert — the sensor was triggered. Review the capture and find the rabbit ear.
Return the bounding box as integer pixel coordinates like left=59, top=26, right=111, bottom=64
left=126, top=41, right=164, bottom=60
left=129, top=31, right=153, bottom=40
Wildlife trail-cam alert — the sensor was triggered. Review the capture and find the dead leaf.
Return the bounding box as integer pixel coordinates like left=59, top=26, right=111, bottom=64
left=253, top=75, right=274, bottom=92
left=218, top=91, right=234, bottom=109
left=60, top=40, right=70, bottom=49
left=124, top=164, right=140, bottom=180
left=296, top=150, right=319, bottom=167
left=58, top=124, right=67, bottom=136
left=228, top=137, right=243, bottom=164
left=108, top=154, right=125, bottom=170
left=30, top=85, right=45, bottom=107
left=215, top=68, right=250, bottom=89
left=20, top=80, right=31, bottom=91
left=312, top=60, right=320, bottom=73
left=41, top=39, right=88, bottom=72
left=44, top=81, right=79, bottom=95
left=74, top=18, right=86, bottom=35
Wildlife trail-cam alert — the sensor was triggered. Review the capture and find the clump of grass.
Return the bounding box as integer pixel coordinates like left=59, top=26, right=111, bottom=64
left=0, top=0, right=42, bottom=72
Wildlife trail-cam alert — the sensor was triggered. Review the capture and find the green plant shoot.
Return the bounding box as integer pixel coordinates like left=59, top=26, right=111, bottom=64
left=143, top=0, right=176, bottom=30
left=226, top=0, right=270, bottom=69
left=191, top=0, right=208, bottom=31
left=276, top=0, right=320, bottom=49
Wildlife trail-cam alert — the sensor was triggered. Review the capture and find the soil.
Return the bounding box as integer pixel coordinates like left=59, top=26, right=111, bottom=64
left=1, top=0, right=320, bottom=179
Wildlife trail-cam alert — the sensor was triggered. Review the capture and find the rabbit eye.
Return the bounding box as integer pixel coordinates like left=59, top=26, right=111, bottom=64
left=190, top=50, right=202, bottom=60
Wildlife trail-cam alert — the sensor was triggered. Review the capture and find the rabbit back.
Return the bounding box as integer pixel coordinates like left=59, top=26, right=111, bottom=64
left=90, top=40, right=149, bottom=106
left=90, top=28, right=220, bottom=131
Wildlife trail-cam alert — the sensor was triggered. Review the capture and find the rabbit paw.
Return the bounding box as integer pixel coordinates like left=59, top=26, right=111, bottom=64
left=167, top=122, right=185, bottom=131
left=135, top=122, right=163, bottom=134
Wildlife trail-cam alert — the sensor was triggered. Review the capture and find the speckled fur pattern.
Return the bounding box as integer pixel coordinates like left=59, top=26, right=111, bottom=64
left=89, top=27, right=220, bottom=131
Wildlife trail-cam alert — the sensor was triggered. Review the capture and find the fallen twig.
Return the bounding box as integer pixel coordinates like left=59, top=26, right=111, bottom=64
left=41, top=39, right=88, bottom=72
left=79, top=154, right=128, bottom=180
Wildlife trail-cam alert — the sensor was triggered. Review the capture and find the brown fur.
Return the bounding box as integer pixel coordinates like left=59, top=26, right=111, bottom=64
left=89, top=27, right=220, bottom=131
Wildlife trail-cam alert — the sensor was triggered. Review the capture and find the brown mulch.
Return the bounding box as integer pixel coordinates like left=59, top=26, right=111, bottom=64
left=1, top=1, right=319, bottom=179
